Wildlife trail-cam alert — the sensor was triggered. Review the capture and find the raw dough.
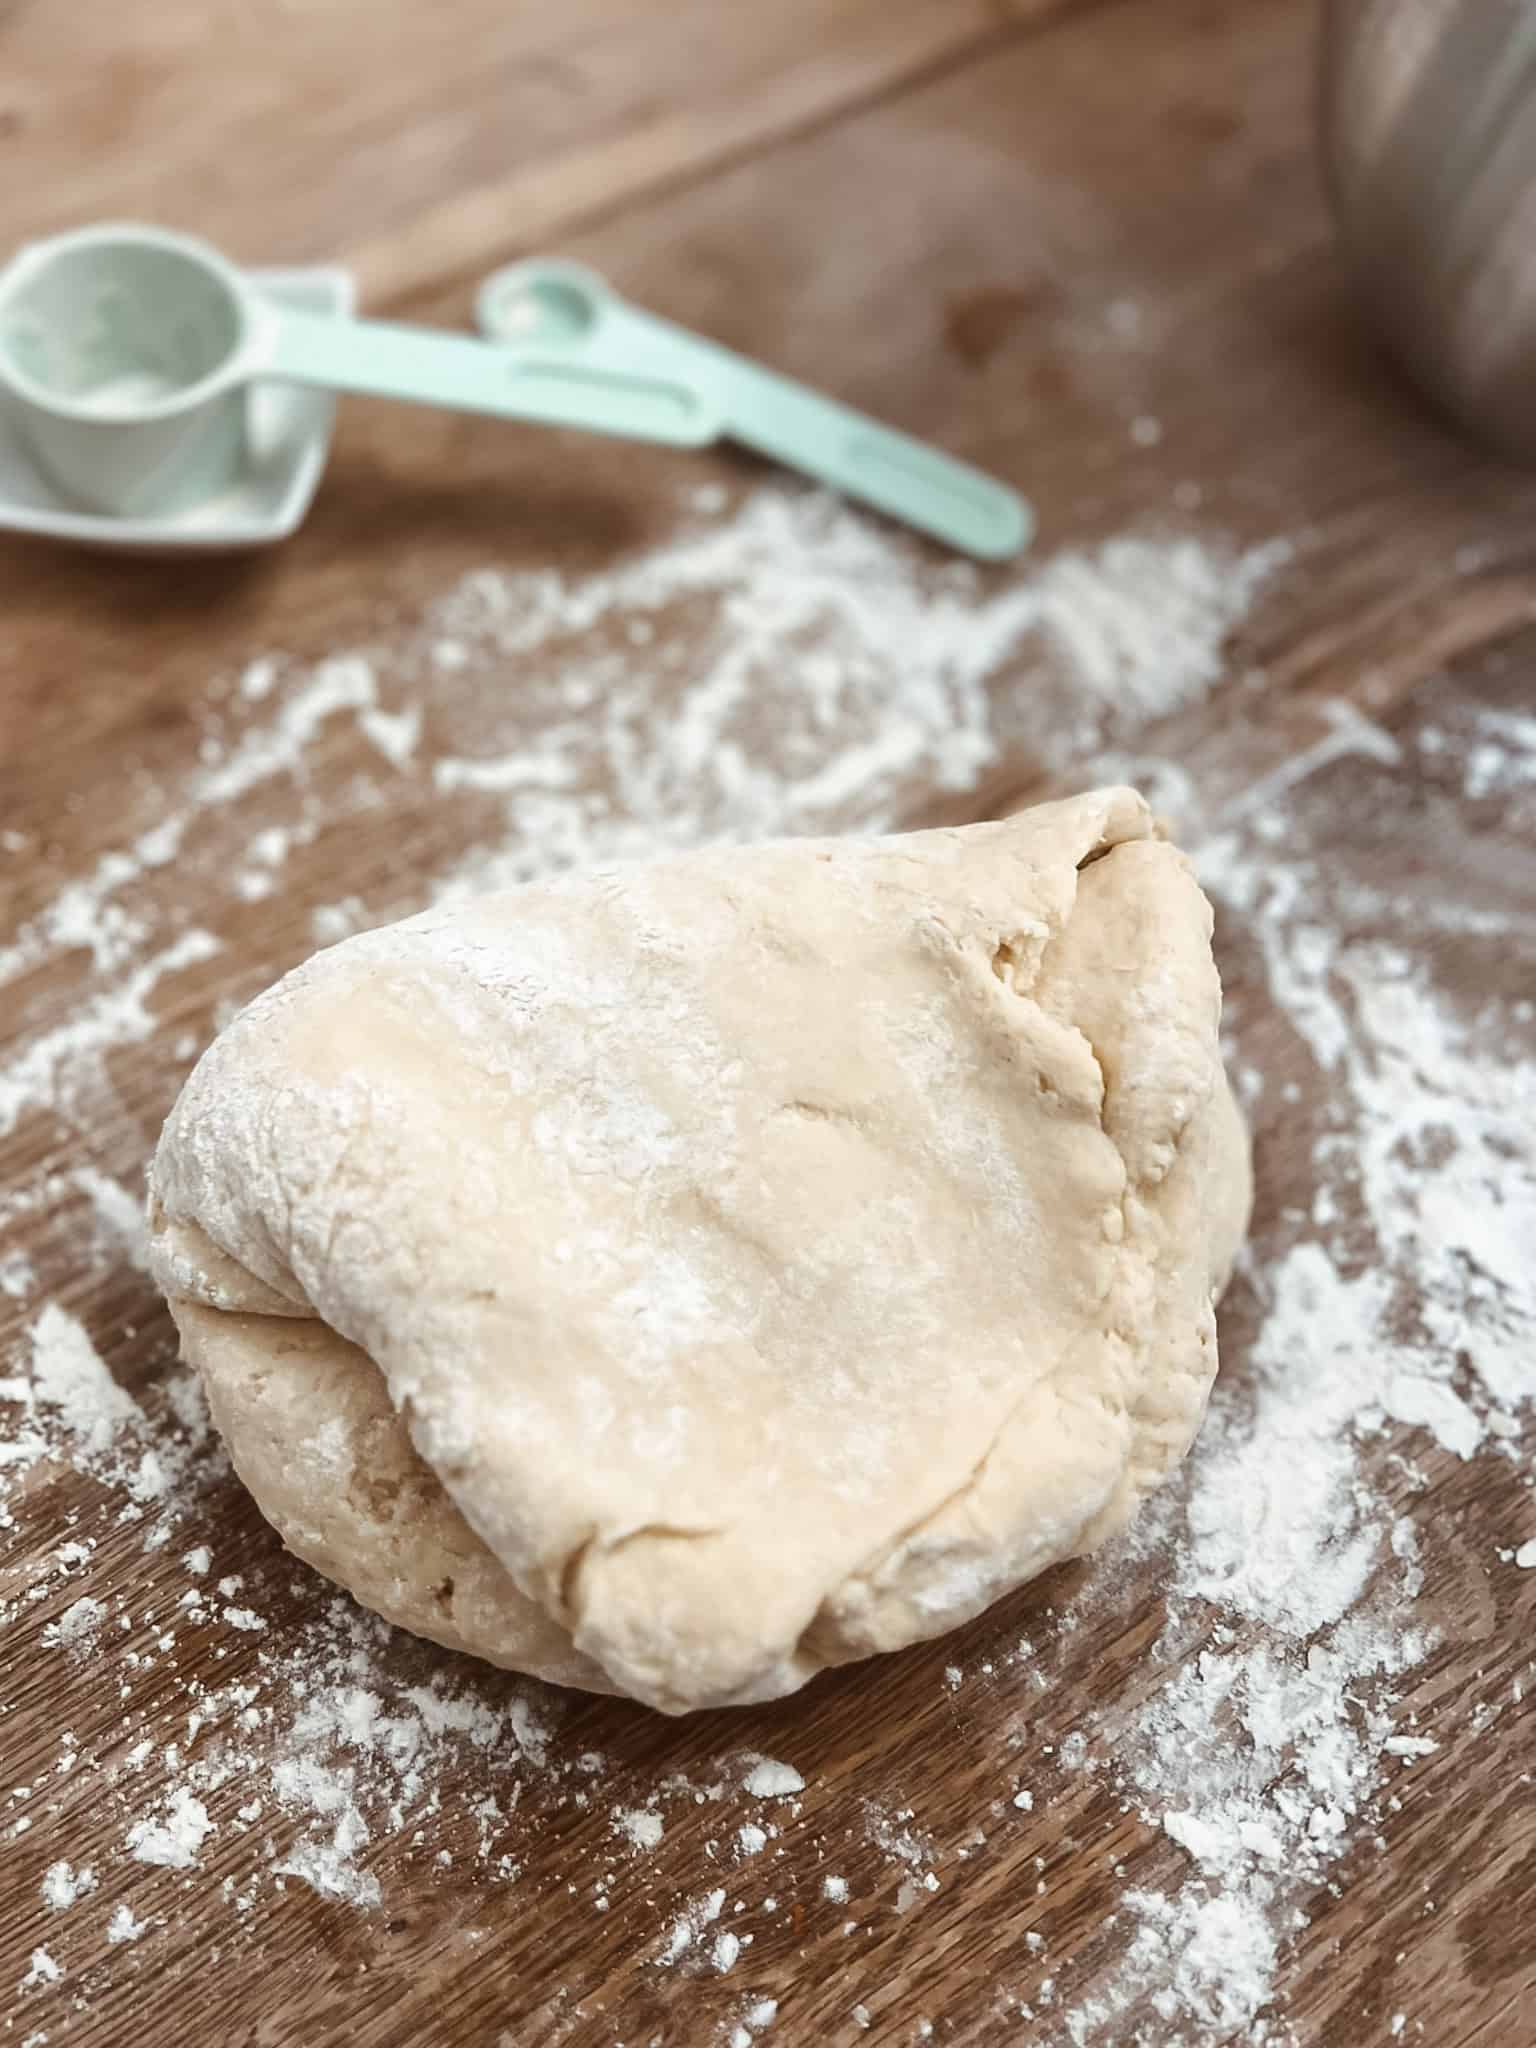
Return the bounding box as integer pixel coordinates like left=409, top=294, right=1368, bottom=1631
left=148, top=788, right=1250, bottom=1714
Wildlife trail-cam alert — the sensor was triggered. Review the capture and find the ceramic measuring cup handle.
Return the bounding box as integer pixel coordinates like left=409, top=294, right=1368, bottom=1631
left=262, top=308, right=719, bottom=447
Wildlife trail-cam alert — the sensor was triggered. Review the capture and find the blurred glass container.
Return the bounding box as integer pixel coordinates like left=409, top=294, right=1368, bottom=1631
left=1321, top=0, right=1536, bottom=458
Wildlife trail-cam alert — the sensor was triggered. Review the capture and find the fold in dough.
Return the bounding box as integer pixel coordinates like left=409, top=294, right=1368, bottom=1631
left=149, top=788, right=1251, bottom=1713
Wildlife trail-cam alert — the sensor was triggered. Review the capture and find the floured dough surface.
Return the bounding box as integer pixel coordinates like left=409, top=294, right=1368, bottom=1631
left=149, top=789, right=1250, bottom=1714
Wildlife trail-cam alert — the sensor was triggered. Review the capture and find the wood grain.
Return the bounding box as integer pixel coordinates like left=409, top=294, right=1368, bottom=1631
left=2, top=1, right=1534, bottom=2044
left=0, top=0, right=1065, bottom=301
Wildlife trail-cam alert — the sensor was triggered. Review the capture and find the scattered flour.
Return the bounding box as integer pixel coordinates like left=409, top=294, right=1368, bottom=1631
left=725, top=2001, right=780, bottom=2048
left=0, top=929, right=220, bottom=1140
left=615, top=1806, right=665, bottom=1850
left=418, top=499, right=1285, bottom=897
left=40, top=1861, right=97, bottom=1910
left=1052, top=700, right=1536, bottom=2041
left=71, top=1166, right=150, bottom=1272
left=358, top=702, right=422, bottom=773
left=28, top=1304, right=141, bottom=1457
left=0, top=1249, right=35, bottom=1299
left=124, top=1788, right=214, bottom=1869
left=661, top=1885, right=728, bottom=1965
left=194, top=655, right=379, bottom=809
left=41, top=1596, right=106, bottom=1653
left=275, top=1837, right=381, bottom=1909
left=105, top=1904, right=150, bottom=1944
left=741, top=1759, right=804, bottom=1800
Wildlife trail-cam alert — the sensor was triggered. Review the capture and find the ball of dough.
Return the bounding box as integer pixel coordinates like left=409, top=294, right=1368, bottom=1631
left=148, top=789, right=1250, bottom=1714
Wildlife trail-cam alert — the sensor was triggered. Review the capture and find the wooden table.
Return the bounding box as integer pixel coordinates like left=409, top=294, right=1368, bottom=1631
left=2, top=3, right=1533, bottom=2043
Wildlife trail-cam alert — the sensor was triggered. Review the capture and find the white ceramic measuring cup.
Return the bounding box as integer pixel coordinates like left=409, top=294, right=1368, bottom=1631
left=476, top=259, right=1032, bottom=561
left=0, top=225, right=726, bottom=518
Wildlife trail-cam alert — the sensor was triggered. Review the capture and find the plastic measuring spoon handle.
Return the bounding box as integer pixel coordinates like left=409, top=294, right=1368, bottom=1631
left=722, top=361, right=1030, bottom=561
left=476, top=265, right=1028, bottom=559
left=262, top=307, right=718, bottom=447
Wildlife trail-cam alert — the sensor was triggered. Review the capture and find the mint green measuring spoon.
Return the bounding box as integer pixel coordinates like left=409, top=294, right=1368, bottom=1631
left=476, top=260, right=1031, bottom=562
left=0, top=226, right=724, bottom=519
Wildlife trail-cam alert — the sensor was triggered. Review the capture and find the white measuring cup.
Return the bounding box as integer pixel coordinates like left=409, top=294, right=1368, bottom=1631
left=476, top=260, right=1032, bottom=561
left=0, top=225, right=726, bottom=518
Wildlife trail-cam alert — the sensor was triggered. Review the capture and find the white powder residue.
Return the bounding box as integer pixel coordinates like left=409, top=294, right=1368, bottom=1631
left=239, top=654, right=279, bottom=702
left=1515, top=1541, right=1536, bottom=1569
left=21, top=1947, right=61, bottom=1988
left=234, top=822, right=311, bottom=903
left=28, top=1304, right=141, bottom=1456
left=1057, top=698, right=1536, bottom=2040
left=62, top=1619, right=562, bottom=1907
left=660, top=1884, right=727, bottom=1965
left=194, top=655, right=379, bottom=809
left=124, top=1788, right=214, bottom=1869
left=727, top=1996, right=781, bottom=2047
left=1383, top=1735, right=1437, bottom=1761
left=247, top=826, right=292, bottom=868
left=421, top=497, right=1284, bottom=899
left=864, top=1802, right=934, bottom=1873
left=40, top=1594, right=105, bottom=1652
left=615, top=1806, right=665, bottom=1850
left=70, top=1165, right=150, bottom=1272
left=269, top=1750, right=371, bottom=1891
left=275, top=1837, right=381, bottom=1909
left=358, top=703, right=422, bottom=772
left=0, top=814, right=182, bottom=989
left=741, top=1758, right=803, bottom=1799
left=1029, top=534, right=1285, bottom=719
left=0, top=1249, right=35, bottom=1299
left=40, top=1860, right=97, bottom=1909
left=1, top=1301, right=218, bottom=1569
left=0, top=929, right=219, bottom=1140
left=105, top=1904, right=149, bottom=1943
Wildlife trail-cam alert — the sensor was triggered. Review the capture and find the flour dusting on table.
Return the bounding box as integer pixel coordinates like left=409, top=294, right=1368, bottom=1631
left=1042, top=702, right=1536, bottom=2043
left=2, top=484, right=1531, bottom=2040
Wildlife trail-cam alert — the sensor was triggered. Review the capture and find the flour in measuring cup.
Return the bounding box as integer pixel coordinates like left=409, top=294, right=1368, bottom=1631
left=70, top=371, right=184, bottom=414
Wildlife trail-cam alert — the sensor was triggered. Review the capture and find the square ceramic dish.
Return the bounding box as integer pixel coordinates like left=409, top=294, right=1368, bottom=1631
left=0, top=265, right=353, bottom=553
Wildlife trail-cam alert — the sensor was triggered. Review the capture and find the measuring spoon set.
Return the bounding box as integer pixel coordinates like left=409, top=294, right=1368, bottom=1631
left=0, top=224, right=1029, bottom=560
